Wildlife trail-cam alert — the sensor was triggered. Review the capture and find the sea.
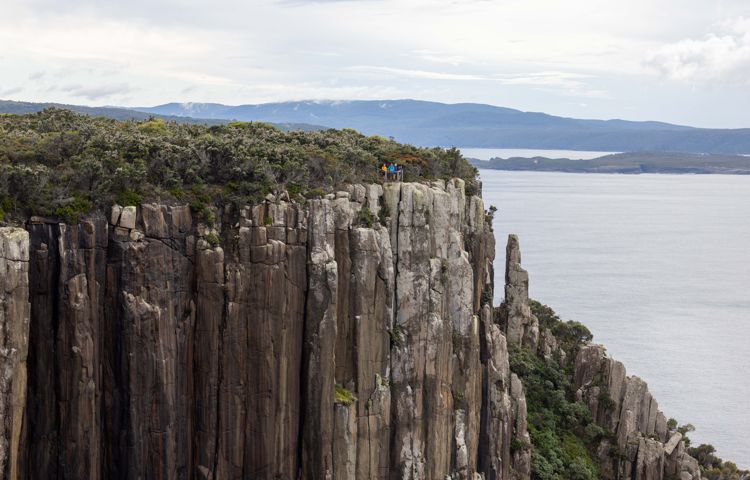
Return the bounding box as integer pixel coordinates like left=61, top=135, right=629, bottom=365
left=479, top=168, right=750, bottom=467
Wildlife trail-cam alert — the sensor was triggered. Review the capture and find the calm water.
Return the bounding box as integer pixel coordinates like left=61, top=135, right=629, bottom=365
left=481, top=169, right=750, bottom=466
left=461, top=148, right=618, bottom=160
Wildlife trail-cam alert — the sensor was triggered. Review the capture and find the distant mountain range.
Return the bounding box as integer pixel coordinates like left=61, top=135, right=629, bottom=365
left=4, top=98, right=750, bottom=154
left=134, top=100, right=750, bottom=154
left=471, top=151, right=750, bottom=175
left=0, top=100, right=323, bottom=132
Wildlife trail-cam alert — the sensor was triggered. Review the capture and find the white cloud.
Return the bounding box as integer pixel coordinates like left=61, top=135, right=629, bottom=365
left=348, top=65, right=486, bottom=81
left=1, top=0, right=750, bottom=126
left=54, top=83, right=134, bottom=101
left=646, top=17, right=750, bottom=84
left=0, top=86, right=23, bottom=97
left=494, top=72, right=610, bottom=99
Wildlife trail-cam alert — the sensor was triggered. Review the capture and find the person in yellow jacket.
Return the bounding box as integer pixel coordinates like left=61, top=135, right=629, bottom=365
left=381, top=163, right=388, bottom=180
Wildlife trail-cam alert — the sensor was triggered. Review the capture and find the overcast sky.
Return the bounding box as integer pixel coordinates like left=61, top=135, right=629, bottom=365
left=2, top=0, right=750, bottom=128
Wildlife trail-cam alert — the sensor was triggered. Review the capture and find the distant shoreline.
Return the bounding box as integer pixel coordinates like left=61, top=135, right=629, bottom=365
left=470, top=151, right=750, bottom=175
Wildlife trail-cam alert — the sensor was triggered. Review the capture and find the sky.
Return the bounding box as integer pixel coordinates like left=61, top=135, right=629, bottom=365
left=1, top=0, right=750, bottom=128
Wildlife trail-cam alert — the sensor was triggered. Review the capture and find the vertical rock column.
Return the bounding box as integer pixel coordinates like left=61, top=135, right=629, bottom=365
left=213, top=202, right=307, bottom=479
left=105, top=204, right=195, bottom=479
left=193, top=227, right=223, bottom=479
left=57, top=219, right=107, bottom=479
left=573, top=344, right=681, bottom=480
left=24, top=221, right=61, bottom=479
left=498, top=235, right=539, bottom=350
left=24, top=217, right=107, bottom=480
left=478, top=303, right=512, bottom=480
left=0, top=227, right=30, bottom=480
left=351, top=226, right=393, bottom=480
left=390, top=183, right=441, bottom=479
left=302, top=199, right=339, bottom=479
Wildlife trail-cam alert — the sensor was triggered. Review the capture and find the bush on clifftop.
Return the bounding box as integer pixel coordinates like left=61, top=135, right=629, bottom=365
left=0, top=108, right=477, bottom=221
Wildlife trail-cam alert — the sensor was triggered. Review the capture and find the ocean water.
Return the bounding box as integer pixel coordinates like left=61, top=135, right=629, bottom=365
left=480, top=169, right=750, bottom=466
left=461, top=148, right=618, bottom=160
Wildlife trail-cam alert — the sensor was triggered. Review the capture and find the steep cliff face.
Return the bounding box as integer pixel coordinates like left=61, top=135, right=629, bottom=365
left=573, top=344, right=703, bottom=480
left=1, top=180, right=532, bottom=479
left=0, top=228, right=30, bottom=480
left=501, top=234, right=708, bottom=480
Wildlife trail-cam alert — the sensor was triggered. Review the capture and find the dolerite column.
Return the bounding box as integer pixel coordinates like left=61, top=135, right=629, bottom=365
left=302, top=199, right=338, bottom=479
left=391, top=183, right=442, bottom=479
left=56, top=219, right=107, bottom=480
left=0, top=227, right=30, bottom=480
left=106, top=204, right=195, bottom=479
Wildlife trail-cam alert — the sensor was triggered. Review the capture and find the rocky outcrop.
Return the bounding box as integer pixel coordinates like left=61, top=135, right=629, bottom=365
left=573, top=344, right=703, bottom=480
left=2, top=180, right=534, bottom=479
left=497, top=235, right=538, bottom=350
left=0, top=228, right=30, bottom=480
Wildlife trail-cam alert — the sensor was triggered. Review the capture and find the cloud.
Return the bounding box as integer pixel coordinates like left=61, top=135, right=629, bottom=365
left=645, top=17, right=750, bottom=84
left=0, top=86, right=23, bottom=97
left=55, top=83, right=133, bottom=101
left=347, top=66, right=608, bottom=97
left=277, top=0, right=379, bottom=5
left=348, top=65, right=487, bottom=81
left=492, top=71, right=609, bottom=98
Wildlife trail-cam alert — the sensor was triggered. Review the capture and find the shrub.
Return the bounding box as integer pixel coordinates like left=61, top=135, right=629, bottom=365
left=334, top=384, right=357, bottom=405
left=0, top=108, right=478, bottom=222
left=389, top=325, right=405, bottom=349
left=357, top=206, right=374, bottom=228
left=667, top=418, right=678, bottom=431
left=378, top=204, right=390, bottom=226
left=190, top=200, right=215, bottom=227
left=510, top=438, right=528, bottom=454
left=205, top=232, right=220, bottom=248
left=598, top=391, right=616, bottom=410
left=116, top=189, right=143, bottom=207
left=509, top=345, right=600, bottom=480
left=54, top=195, right=93, bottom=223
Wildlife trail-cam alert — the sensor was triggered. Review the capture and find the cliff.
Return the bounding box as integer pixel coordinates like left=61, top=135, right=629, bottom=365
left=0, top=180, right=532, bottom=479
left=0, top=181, right=736, bottom=480
left=499, top=235, right=720, bottom=480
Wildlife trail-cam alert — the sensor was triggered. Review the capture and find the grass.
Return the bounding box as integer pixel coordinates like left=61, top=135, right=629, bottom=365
left=334, top=384, right=357, bottom=405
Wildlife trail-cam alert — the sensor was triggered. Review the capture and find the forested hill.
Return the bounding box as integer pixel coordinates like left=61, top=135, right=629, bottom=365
left=0, top=108, right=476, bottom=223
left=0, top=99, right=325, bottom=132
left=471, top=151, right=750, bottom=174
left=135, top=99, right=750, bottom=155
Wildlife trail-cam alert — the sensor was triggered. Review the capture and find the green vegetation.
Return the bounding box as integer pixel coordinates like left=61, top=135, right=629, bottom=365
left=525, top=301, right=747, bottom=480
left=510, top=301, right=602, bottom=480
left=530, top=300, right=592, bottom=358
left=389, top=325, right=405, bottom=349
left=334, top=384, right=357, bottom=405
left=0, top=108, right=477, bottom=222
left=356, top=206, right=374, bottom=228
left=485, top=204, right=497, bottom=229
left=205, top=232, right=220, bottom=248
left=510, top=345, right=602, bottom=480
left=378, top=204, right=390, bottom=226
left=686, top=443, right=749, bottom=479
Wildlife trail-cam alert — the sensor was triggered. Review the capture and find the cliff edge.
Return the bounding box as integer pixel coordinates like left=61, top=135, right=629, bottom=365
left=0, top=181, right=739, bottom=480
left=0, top=180, right=531, bottom=479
